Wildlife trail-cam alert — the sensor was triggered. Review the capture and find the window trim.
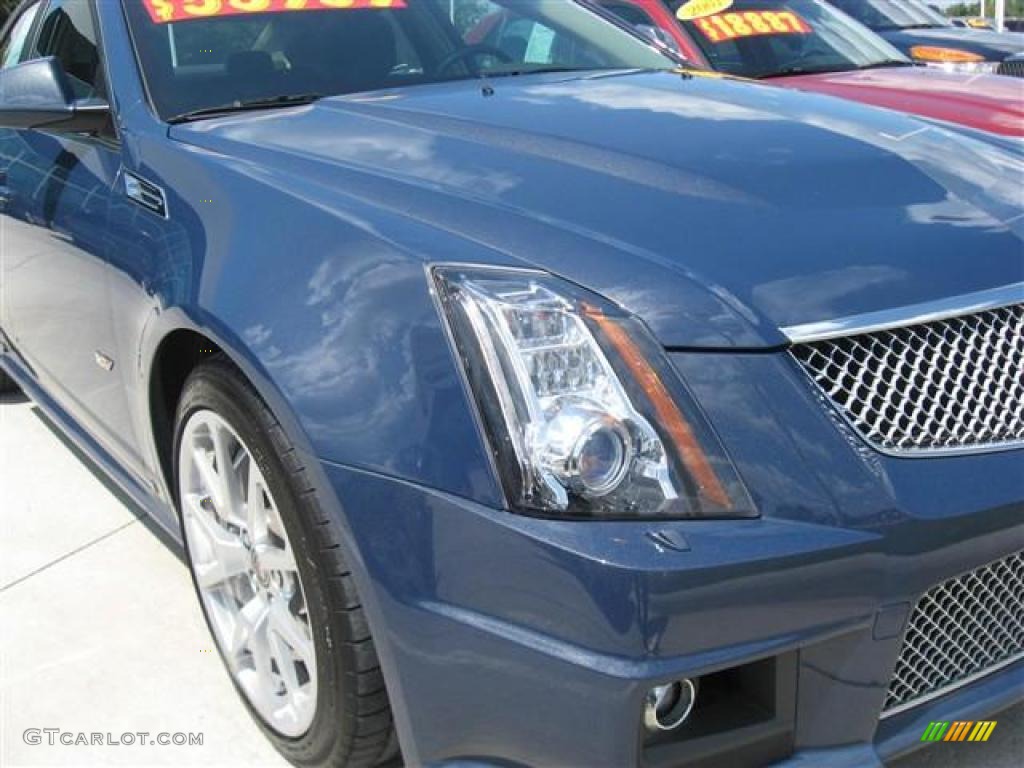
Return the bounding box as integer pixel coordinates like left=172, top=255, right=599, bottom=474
left=32, top=0, right=105, bottom=98
left=85, top=0, right=121, bottom=144
left=1, top=0, right=45, bottom=69
left=598, top=1, right=659, bottom=29
left=578, top=0, right=688, bottom=66
left=117, top=0, right=179, bottom=126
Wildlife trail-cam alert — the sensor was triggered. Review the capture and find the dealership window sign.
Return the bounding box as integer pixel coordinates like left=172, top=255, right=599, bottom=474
left=143, top=0, right=406, bottom=24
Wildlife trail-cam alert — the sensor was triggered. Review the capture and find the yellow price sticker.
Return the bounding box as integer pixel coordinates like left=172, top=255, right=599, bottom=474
left=676, top=0, right=735, bottom=21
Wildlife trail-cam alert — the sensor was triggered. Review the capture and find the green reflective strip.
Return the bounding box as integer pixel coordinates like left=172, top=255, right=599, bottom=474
left=932, top=722, right=950, bottom=741
left=921, top=723, right=937, bottom=741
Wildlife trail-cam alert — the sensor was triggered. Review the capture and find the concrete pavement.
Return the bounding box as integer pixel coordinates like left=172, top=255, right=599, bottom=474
left=0, top=393, right=287, bottom=768
left=0, top=393, right=1019, bottom=767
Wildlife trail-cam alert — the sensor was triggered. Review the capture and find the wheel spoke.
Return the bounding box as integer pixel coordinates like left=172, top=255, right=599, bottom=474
left=192, top=448, right=223, bottom=508
left=246, top=457, right=270, bottom=546
left=227, top=594, right=270, bottom=660
left=258, top=543, right=296, bottom=574
left=184, top=494, right=249, bottom=589
left=248, top=620, right=280, bottom=714
left=268, top=627, right=301, bottom=695
left=194, top=546, right=249, bottom=590
left=211, top=424, right=242, bottom=516
left=269, top=599, right=315, bottom=674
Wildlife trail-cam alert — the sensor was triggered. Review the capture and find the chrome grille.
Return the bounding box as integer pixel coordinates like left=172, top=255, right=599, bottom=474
left=791, top=304, right=1024, bottom=453
left=997, top=60, right=1024, bottom=77
left=884, top=552, right=1024, bottom=714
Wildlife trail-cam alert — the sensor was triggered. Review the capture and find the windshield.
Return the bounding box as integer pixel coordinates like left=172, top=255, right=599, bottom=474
left=123, top=0, right=677, bottom=122
left=828, top=0, right=951, bottom=31
left=664, top=0, right=909, bottom=78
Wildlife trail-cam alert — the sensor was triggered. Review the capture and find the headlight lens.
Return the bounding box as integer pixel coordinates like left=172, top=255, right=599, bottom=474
left=433, top=266, right=754, bottom=520
left=923, top=61, right=1000, bottom=74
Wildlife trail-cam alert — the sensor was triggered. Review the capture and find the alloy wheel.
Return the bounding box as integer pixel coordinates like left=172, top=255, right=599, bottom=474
left=178, top=410, right=318, bottom=737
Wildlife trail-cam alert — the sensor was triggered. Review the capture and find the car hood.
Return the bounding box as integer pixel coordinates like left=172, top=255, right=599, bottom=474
left=774, top=67, right=1024, bottom=137
left=880, top=27, right=1024, bottom=59
left=171, top=71, right=1024, bottom=349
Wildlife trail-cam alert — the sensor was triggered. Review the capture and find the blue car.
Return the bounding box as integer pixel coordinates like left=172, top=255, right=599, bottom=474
left=0, top=1, right=1021, bottom=767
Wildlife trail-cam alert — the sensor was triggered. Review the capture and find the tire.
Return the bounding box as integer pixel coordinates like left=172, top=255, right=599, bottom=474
left=173, top=358, right=397, bottom=768
left=0, top=367, right=19, bottom=394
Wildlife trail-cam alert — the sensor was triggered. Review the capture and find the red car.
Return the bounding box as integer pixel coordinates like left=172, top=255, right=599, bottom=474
left=596, top=0, right=1024, bottom=137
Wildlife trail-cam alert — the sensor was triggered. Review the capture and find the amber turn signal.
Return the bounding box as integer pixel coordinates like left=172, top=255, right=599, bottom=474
left=909, top=46, right=985, bottom=63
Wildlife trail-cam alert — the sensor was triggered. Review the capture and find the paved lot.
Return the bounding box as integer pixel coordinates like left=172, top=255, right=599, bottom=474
left=0, top=393, right=1019, bottom=767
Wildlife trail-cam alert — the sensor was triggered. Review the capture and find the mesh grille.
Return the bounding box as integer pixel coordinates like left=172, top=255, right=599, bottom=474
left=791, top=304, right=1024, bottom=452
left=884, top=552, right=1024, bottom=713
left=997, top=60, right=1024, bottom=77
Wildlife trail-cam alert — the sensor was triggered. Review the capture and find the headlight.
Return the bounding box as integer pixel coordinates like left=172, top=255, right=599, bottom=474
left=910, top=46, right=999, bottom=74
left=432, top=266, right=754, bottom=520
left=924, top=61, right=1000, bottom=74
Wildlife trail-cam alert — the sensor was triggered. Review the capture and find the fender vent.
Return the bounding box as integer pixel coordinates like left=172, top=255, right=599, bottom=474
left=124, top=172, right=168, bottom=218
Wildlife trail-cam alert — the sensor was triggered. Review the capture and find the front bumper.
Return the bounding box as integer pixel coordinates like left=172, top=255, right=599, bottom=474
left=315, top=350, right=1024, bottom=767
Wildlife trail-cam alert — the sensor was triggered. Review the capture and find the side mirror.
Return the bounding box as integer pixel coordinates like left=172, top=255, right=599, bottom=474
left=0, top=56, right=109, bottom=134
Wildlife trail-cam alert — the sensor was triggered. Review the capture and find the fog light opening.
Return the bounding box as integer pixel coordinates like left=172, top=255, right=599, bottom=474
left=644, top=678, right=697, bottom=733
